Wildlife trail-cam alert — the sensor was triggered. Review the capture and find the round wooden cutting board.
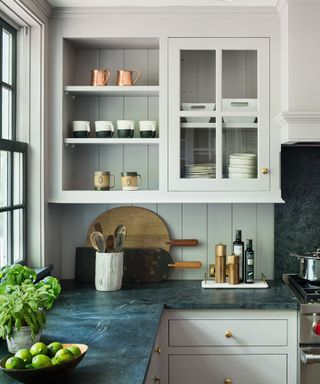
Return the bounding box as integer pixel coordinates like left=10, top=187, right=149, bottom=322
left=85, top=206, right=198, bottom=251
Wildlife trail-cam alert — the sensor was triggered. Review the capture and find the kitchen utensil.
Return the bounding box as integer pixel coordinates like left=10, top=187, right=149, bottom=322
left=114, top=224, right=126, bottom=252
left=0, top=344, right=88, bottom=384
left=123, top=247, right=201, bottom=283
left=116, top=69, right=141, bottom=86
left=290, top=249, right=320, bottom=281
left=105, top=235, right=115, bottom=252
left=74, top=247, right=201, bottom=283
left=94, top=222, right=103, bottom=233
left=89, top=231, right=106, bottom=253
left=85, top=206, right=199, bottom=251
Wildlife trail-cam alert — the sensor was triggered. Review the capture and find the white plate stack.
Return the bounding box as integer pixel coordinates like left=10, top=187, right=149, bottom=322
left=184, top=163, right=216, bottom=178
left=228, top=154, right=257, bottom=179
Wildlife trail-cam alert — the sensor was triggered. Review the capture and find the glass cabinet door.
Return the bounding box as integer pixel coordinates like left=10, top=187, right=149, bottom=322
left=168, top=38, right=269, bottom=192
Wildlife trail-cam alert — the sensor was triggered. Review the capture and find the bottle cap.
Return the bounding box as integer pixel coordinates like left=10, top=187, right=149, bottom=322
left=235, top=230, right=242, bottom=240
left=246, top=239, right=253, bottom=248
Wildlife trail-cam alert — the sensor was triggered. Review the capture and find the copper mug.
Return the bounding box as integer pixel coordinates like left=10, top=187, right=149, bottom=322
left=90, top=69, right=111, bottom=86
left=116, top=69, right=141, bottom=86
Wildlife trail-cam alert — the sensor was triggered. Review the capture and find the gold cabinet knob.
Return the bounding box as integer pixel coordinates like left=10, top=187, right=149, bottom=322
left=224, top=379, right=232, bottom=384
left=225, top=330, right=233, bottom=338
left=261, top=167, right=269, bottom=175
left=154, top=346, right=161, bottom=355
left=153, top=377, right=161, bottom=384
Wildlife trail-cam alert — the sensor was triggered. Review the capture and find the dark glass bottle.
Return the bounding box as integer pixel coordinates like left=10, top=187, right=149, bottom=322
left=233, top=230, right=244, bottom=282
left=245, top=239, right=254, bottom=284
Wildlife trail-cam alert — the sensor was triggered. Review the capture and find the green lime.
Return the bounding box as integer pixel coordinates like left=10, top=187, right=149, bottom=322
left=25, top=363, right=34, bottom=369
left=51, top=357, right=58, bottom=366
left=54, top=348, right=74, bottom=364
left=47, top=342, right=63, bottom=357
left=66, top=345, right=81, bottom=357
left=32, top=354, right=52, bottom=369
left=14, top=349, right=33, bottom=364
left=5, top=356, right=25, bottom=369
left=30, top=342, right=48, bottom=357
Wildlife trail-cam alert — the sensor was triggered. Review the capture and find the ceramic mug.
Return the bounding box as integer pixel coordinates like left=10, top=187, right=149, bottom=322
left=139, top=120, right=157, bottom=138
left=121, top=172, right=142, bottom=191
left=117, top=120, right=135, bottom=138
left=90, top=69, right=111, bottom=86
left=95, top=121, right=115, bottom=138
left=94, top=171, right=115, bottom=191
left=72, top=121, right=90, bottom=138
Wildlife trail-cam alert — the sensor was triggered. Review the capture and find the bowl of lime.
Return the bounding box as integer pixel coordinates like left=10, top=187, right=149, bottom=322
left=0, top=342, right=88, bottom=384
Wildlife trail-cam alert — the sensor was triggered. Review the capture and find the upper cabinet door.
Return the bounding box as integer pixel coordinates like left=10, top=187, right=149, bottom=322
left=168, top=38, right=269, bottom=192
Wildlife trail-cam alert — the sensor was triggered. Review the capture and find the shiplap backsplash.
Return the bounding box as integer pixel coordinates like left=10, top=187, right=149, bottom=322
left=58, top=203, right=274, bottom=280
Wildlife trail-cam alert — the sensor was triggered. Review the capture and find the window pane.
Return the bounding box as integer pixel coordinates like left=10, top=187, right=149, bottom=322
left=13, top=209, right=23, bottom=262
left=13, top=152, right=23, bottom=205
left=2, top=87, right=13, bottom=139
left=2, top=28, right=13, bottom=85
left=0, top=150, right=9, bottom=207
left=0, top=211, right=9, bottom=267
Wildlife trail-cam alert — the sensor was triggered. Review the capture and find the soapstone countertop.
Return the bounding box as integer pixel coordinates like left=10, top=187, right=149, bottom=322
left=0, top=279, right=298, bottom=384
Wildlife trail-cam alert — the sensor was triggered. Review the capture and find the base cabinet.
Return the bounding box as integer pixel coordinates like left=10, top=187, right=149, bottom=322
left=169, top=354, right=286, bottom=384
left=146, top=309, right=298, bottom=384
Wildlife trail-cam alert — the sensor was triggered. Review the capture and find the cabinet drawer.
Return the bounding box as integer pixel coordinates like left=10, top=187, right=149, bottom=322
left=169, top=354, right=287, bottom=384
left=169, top=319, right=287, bottom=346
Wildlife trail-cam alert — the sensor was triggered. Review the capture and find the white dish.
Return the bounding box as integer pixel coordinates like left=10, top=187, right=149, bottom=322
left=230, top=153, right=256, bottom=159
left=222, top=99, right=257, bottom=123
left=228, top=168, right=256, bottom=175
left=181, top=103, right=215, bottom=123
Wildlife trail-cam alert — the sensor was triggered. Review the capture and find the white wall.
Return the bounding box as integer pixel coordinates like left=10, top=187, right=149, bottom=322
left=57, top=203, right=274, bottom=280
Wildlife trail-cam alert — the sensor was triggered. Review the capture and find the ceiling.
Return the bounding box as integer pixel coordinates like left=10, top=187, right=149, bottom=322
left=47, top=0, right=278, bottom=8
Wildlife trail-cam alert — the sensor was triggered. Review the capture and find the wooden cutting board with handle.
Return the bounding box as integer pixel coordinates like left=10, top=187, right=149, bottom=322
left=75, top=247, right=201, bottom=283
left=85, top=206, right=198, bottom=251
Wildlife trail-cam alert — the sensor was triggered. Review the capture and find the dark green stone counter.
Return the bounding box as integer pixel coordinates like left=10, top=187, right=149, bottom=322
left=0, top=280, right=298, bottom=384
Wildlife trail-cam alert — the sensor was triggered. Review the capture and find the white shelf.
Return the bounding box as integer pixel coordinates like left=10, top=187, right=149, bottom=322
left=64, top=138, right=159, bottom=145
left=64, top=85, right=159, bottom=97
left=48, top=190, right=284, bottom=204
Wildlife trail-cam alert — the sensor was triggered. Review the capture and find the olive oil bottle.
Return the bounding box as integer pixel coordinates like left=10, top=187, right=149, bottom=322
left=233, top=230, right=244, bottom=282
left=245, top=239, right=255, bottom=284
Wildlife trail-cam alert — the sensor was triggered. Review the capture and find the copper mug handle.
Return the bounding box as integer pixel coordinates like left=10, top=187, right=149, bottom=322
left=131, top=70, right=141, bottom=85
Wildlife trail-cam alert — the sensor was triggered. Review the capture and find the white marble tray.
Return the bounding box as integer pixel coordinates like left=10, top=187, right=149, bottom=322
left=201, top=279, right=268, bottom=289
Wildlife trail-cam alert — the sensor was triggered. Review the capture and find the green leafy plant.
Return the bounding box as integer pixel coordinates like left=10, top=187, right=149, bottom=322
left=0, top=265, right=61, bottom=340
left=0, top=264, right=36, bottom=292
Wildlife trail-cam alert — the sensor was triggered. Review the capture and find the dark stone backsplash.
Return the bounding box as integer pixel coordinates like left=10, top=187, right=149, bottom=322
left=275, top=146, right=320, bottom=278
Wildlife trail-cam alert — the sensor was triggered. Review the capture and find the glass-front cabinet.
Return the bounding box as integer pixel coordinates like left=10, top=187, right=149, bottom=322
left=168, top=38, right=269, bottom=191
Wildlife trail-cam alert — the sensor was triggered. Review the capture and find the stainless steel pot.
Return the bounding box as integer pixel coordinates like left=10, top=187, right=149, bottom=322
left=290, top=249, right=320, bottom=281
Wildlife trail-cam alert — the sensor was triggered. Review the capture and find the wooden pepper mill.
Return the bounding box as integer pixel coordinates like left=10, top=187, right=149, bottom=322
left=215, top=242, right=227, bottom=283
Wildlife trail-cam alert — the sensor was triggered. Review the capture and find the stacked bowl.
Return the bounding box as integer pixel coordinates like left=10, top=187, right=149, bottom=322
left=228, top=153, right=257, bottom=179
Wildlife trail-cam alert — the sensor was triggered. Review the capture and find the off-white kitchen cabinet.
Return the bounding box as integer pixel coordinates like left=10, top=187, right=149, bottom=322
left=146, top=309, right=298, bottom=384
left=49, top=19, right=282, bottom=203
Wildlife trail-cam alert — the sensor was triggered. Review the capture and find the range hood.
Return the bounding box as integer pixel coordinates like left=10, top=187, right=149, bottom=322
left=275, top=111, right=320, bottom=145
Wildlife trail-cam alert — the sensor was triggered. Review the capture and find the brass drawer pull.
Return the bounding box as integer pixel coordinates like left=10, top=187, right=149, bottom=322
left=261, top=167, right=269, bottom=175
left=225, top=330, right=233, bottom=338
left=154, top=346, right=161, bottom=355
left=224, top=379, right=232, bottom=384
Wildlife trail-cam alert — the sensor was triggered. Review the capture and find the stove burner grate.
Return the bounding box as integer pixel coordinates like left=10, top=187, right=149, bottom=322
left=288, top=275, right=320, bottom=301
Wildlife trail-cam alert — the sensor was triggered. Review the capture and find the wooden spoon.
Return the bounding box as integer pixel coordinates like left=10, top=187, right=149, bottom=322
left=90, top=231, right=106, bottom=253
left=105, top=235, right=115, bottom=252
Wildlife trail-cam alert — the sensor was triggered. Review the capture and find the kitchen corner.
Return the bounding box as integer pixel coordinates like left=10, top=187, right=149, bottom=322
left=0, top=279, right=298, bottom=384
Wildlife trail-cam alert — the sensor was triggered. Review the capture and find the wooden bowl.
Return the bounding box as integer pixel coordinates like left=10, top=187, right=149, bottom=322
left=0, top=343, right=88, bottom=384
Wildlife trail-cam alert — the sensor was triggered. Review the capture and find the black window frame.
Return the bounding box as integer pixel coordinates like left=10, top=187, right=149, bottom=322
left=0, top=18, right=27, bottom=266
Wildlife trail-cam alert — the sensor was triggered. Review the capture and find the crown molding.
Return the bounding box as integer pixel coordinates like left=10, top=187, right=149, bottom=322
left=275, top=111, right=320, bottom=143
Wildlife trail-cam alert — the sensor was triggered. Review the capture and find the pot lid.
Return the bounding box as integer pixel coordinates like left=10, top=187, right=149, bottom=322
left=289, top=249, right=320, bottom=260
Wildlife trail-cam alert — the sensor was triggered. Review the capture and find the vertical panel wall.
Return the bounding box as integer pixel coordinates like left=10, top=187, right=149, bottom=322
left=58, top=203, right=274, bottom=280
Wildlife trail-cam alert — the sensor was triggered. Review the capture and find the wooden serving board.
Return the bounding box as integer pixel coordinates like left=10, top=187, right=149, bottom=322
left=85, top=206, right=198, bottom=251
left=201, top=279, right=268, bottom=289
